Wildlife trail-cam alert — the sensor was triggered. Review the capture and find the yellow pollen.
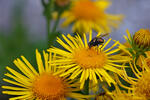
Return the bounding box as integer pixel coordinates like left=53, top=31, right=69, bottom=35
left=73, top=48, right=107, bottom=69
left=133, top=29, right=150, bottom=48
left=32, top=73, right=65, bottom=100
left=71, top=0, right=105, bottom=21
left=135, top=72, right=150, bottom=99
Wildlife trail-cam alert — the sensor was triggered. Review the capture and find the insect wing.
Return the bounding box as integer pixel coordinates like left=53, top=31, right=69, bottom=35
left=100, top=33, right=109, bottom=37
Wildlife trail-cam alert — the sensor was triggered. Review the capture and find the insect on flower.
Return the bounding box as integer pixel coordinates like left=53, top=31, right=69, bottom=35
left=88, top=33, right=109, bottom=49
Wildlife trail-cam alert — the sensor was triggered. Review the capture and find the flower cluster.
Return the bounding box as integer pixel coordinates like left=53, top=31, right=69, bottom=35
left=1, top=0, right=150, bottom=100
left=62, top=0, right=123, bottom=34
left=2, top=29, right=150, bottom=99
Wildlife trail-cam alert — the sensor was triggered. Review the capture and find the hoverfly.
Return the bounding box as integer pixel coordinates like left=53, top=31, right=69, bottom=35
left=88, top=33, right=109, bottom=49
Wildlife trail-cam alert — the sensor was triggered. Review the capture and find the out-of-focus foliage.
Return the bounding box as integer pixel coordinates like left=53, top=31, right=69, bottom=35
left=0, top=1, right=47, bottom=81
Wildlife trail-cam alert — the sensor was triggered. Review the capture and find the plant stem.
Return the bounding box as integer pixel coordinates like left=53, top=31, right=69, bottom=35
left=52, top=14, right=61, bottom=33
left=46, top=18, right=51, bottom=45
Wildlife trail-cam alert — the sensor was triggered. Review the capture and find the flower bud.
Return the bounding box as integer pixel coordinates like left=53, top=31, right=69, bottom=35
left=133, top=29, right=150, bottom=48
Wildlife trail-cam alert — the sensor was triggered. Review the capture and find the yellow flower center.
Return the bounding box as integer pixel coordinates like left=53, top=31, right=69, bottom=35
left=71, top=0, right=105, bottom=21
left=135, top=72, right=150, bottom=99
left=32, top=73, right=65, bottom=99
left=73, top=48, right=107, bottom=69
left=133, top=29, right=150, bottom=48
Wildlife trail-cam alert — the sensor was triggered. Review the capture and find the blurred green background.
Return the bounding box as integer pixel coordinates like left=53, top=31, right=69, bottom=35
left=0, top=1, right=47, bottom=99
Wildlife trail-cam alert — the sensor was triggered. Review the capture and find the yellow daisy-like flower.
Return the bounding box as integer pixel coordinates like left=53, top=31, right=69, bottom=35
left=62, top=0, right=123, bottom=33
left=118, top=57, right=150, bottom=100
left=2, top=50, right=88, bottom=100
left=48, top=31, right=130, bottom=89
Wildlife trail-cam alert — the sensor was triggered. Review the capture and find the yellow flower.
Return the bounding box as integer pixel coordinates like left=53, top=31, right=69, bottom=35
left=134, top=51, right=150, bottom=67
left=109, top=86, right=146, bottom=100
left=48, top=31, right=130, bottom=89
left=124, top=29, right=150, bottom=49
left=133, top=29, right=150, bottom=48
left=98, top=77, right=147, bottom=100
left=123, top=29, right=150, bottom=66
left=95, top=83, right=146, bottom=100
left=62, top=0, right=123, bottom=34
left=2, top=50, right=88, bottom=100
left=118, top=58, right=150, bottom=99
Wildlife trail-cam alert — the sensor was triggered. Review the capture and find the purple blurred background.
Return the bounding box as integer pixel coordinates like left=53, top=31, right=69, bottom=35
left=0, top=0, right=150, bottom=42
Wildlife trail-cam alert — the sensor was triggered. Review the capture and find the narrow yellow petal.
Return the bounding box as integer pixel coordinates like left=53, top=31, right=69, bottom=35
left=5, top=73, right=31, bottom=87
left=104, top=65, right=121, bottom=73
left=21, top=56, right=38, bottom=75
left=80, top=70, right=86, bottom=82
left=50, top=47, right=72, bottom=58
left=76, top=34, right=85, bottom=48
left=2, top=91, right=31, bottom=95
left=126, top=29, right=132, bottom=41
left=89, top=69, right=93, bottom=80
left=6, top=67, right=30, bottom=83
left=80, top=79, right=85, bottom=89
left=101, top=38, right=112, bottom=50
left=91, top=70, right=98, bottom=84
left=15, top=59, right=35, bottom=79
left=70, top=67, right=83, bottom=79
left=36, top=49, right=45, bottom=74
left=62, top=34, right=75, bottom=49
left=104, top=41, right=119, bottom=53
left=60, top=65, right=79, bottom=77
left=96, top=32, right=101, bottom=37
left=94, top=69, right=103, bottom=82
left=83, top=33, right=88, bottom=47
left=108, top=63, right=128, bottom=68
left=67, top=34, right=79, bottom=48
left=57, top=37, right=73, bottom=52
left=2, top=86, right=27, bottom=91
left=100, top=69, right=115, bottom=85
left=106, top=48, right=120, bottom=55
left=89, top=30, right=92, bottom=42
left=43, top=51, right=49, bottom=72
left=3, top=78, right=26, bottom=88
